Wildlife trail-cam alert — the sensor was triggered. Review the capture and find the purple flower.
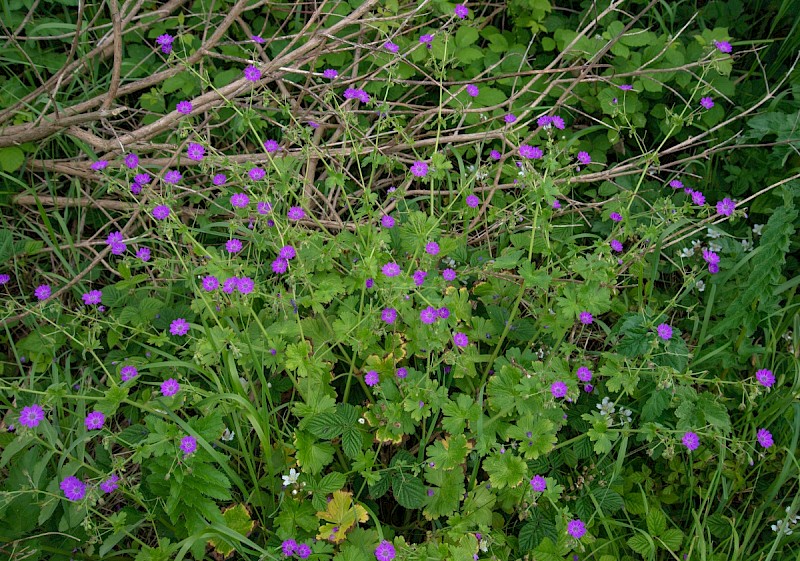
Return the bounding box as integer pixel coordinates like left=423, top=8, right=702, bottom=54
left=163, top=170, right=182, bottom=184
left=223, top=277, right=239, bottom=293
left=756, top=428, right=773, bottom=448
left=251, top=35, right=265, bottom=43
left=669, top=179, right=684, bottom=189
left=161, top=378, right=180, bottom=397
left=504, top=113, right=517, bottom=124
left=343, top=88, right=370, bottom=103
left=454, top=4, right=469, bottom=18
left=656, top=323, right=673, bottom=341
left=577, top=151, right=591, bottom=165
left=281, top=539, right=298, bottom=556
left=365, top=278, right=374, bottom=288
left=530, top=475, right=546, bottom=492
left=567, top=519, right=586, bottom=539
left=230, top=193, right=250, bottom=208
left=579, top=311, right=593, bottom=325
left=692, top=190, right=706, bottom=205
left=237, top=276, right=254, bottom=295
left=186, top=143, right=205, bottom=161
left=271, top=259, right=288, bottom=274
left=610, top=239, right=623, bottom=252
left=226, top=239, right=243, bottom=254
left=713, top=40, right=732, bottom=53
left=365, top=370, right=379, bottom=386
left=375, top=540, right=396, bottom=561
left=82, top=290, right=102, bottom=305
left=180, top=435, right=197, bottom=456
left=442, top=268, right=456, bottom=281
left=438, top=307, right=450, bottom=319
left=537, top=115, right=553, bottom=127
left=176, top=100, right=192, bottom=114
left=244, top=65, right=261, bottom=82
left=212, top=173, right=227, bottom=186
left=396, top=367, right=407, bottom=379
left=716, top=197, right=735, bottom=216
left=519, top=145, right=543, bottom=159
left=134, top=173, right=151, bottom=185
left=755, top=368, right=775, bottom=388
left=576, top=366, right=593, bottom=382
left=121, top=365, right=138, bottom=382
left=19, top=404, right=44, bottom=428
left=60, top=476, right=86, bottom=501
left=156, top=33, right=174, bottom=52
left=257, top=201, right=272, bottom=215
left=124, top=153, right=139, bottom=169
left=0, top=273, right=10, bottom=285
left=100, top=474, right=119, bottom=494
left=410, top=161, right=429, bottom=177
left=91, top=160, right=108, bottom=171
left=279, top=245, right=296, bottom=260
left=295, top=544, right=311, bottom=559
left=702, top=249, right=720, bottom=265
left=322, top=68, right=338, bottom=79
left=425, top=241, right=440, bottom=255
left=413, top=270, right=427, bottom=286
left=381, top=215, right=396, bottom=228
left=466, top=194, right=480, bottom=208
left=420, top=306, right=438, bottom=324
left=453, top=332, right=469, bottom=347
left=137, top=247, right=151, bottom=262
left=419, top=34, right=434, bottom=46
left=381, top=308, right=398, bottom=324
left=466, top=84, right=479, bottom=97
left=382, top=262, right=401, bottom=277
left=489, top=149, right=501, bottom=160
left=619, top=84, right=633, bottom=91
left=152, top=205, right=170, bottom=220
left=700, top=97, right=714, bottom=109
left=384, top=41, right=399, bottom=53
left=552, top=116, right=565, bottom=129
left=551, top=381, right=567, bottom=398
left=170, top=318, right=190, bottom=336
left=85, top=411, right=105, bottom=430
left=288, top=206, right=306, bottom=220
left=248, top=167, right=265, bottom=181
left=34, top=284, right=52, bottom=301
left=610, top=212, right=623, bottom=222
left=264, top=139, right=280, bottom=153
left=682, top=431, right=700, bottom=451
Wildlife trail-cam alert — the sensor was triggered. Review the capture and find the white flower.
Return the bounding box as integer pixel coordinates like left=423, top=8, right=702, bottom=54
left=597, top=396, right=616, bottom=416
left=479, top=539, right=489, bottom=552
left=741, top=239, right=753, bottom=252
left=282, top=468, right=299, bottom=487
left=358, top=417, right=366, bottom=424
left=753, top=224, right=764, bottom=236
left=771, top=520, right=793, bottom=535
left=709, top=241, right=722, bottom=253
left=221, top=428, right=235, bottom=441
left=679, top=247, right=693, bottom=258
left=696, top=280, right=705, bottom=292
left=707, top=228, right=722, bottom=239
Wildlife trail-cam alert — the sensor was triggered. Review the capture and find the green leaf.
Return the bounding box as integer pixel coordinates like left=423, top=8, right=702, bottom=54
left=658, top=528, right=684, bottom=551
left=456, top=26, right=479, bottom=47
left=706, top=513, right=732, bottom=539
left=627, top=533, right=655, bottom=557
left=696, top=393, right=731, bottom=433
left=426, top=434, right=472, bottom=471
left=484, top=451, right=527, bottom=489
left=307, top=412, right=343, bottom=439
left=318, top=472, right=347, bottom=494
left=0, top=147, right=25, bottom=172
left=294, top=431, right=335, bottom=475
left=592, top=487, right=624, bottom=513
left=642, top=389, right=670, bottom=422
left=646, top=509, right=667, bottom=535
left=392, top=473, right=426, bottom=509
left=518, top=509, right=558, bottom=551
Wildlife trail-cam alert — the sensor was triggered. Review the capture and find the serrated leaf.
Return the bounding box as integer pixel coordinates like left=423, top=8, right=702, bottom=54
left=307, top=412, right=343, bottom=439
left=627, top=533, right=655, bottom=557
left=642, top=389, right=670, bottom=421
left=315, top=490, right=368, bottom=543
left=658, top=528, right=684, bottom=551
left=484, top=452, right=527, bottom=489
left=318, top=472, right=347, bottom=494
left=518, top=510, right=558, bottom=551
left=392, top=472, right=426, bottom=509
left=209, top=504, right=255, bottom=557
left=592, top=487, right=624, bottom=513
left=646, top=509, right=667, bottom=535
left=341, top=428, right=363, bottom=459
left=426, top=434, right=472, bottom=470
left=706, top=513, right=732, bottom=539
left=294, top=431, right=335, bottom=475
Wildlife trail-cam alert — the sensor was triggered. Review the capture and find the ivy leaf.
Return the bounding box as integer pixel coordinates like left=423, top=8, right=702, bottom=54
left=315, top=490, right=369, bottom=544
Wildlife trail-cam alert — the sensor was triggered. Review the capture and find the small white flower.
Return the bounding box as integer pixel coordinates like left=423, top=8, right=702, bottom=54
left=753, top=224, right=764, bottom=236
left=282, top=468, right=299, bottom=487
left=468, top=164, right=475, bottom=172
left=741, top=239, right=753, bottom=252
left=358, top=417, right=366, bottom=424
left=597, top=396, right=616, bottom=416
left=479, top=539, right=489, bottom=552
left=709, top=241, right=723, bottom=253
left=221, top=428, right=235, bottom=441
left=476, top=171, right=488, bottom=180
left=707, top=228, right=722, bottom=239
left=679, top=247, right=693, bottom=258
left=695, top=280, right=705, bottom=292
left=518, top=169, right=526, bottom=177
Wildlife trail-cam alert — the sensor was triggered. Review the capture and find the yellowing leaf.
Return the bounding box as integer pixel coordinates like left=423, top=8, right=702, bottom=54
left=315, top=490, right=369, bottom=543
